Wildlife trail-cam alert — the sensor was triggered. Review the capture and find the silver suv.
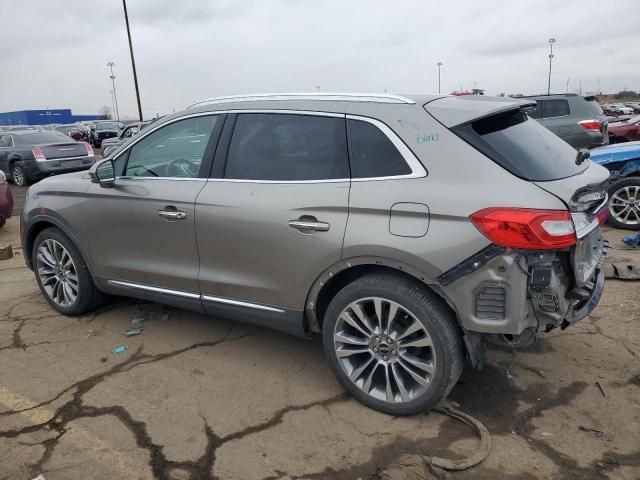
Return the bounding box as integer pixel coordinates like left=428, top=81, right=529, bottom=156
left=21, top=93, right=610, bottom=415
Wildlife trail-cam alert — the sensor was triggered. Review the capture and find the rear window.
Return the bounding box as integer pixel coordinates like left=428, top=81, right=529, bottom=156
left=16, top=131, right=71, bottom=145
left=539, top=99, right=570, bottom=118
left=453, top=109, right=588, bottom=181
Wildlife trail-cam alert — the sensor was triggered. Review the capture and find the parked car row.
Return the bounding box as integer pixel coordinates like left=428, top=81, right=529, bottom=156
left=101, top=121, right=149, bottom=156
left=601, top=103, right=640, bottom=116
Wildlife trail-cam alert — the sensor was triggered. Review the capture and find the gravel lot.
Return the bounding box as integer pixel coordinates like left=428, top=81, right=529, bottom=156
left=1, top=184, right=639, bottom=480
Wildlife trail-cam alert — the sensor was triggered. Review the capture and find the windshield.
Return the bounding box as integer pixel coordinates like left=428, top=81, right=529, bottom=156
left=453, top=108, right=588, bottom=181
left=96, top=123, right=120, bottom=131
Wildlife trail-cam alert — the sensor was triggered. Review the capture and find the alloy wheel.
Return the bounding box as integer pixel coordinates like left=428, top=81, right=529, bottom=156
left=333, top=297, right=436, bottom=403
left=36, top=239, right=79, bottom=307
left=12, top=166, right=25, bottom=186
left=609, top=185, right=640, bottom=226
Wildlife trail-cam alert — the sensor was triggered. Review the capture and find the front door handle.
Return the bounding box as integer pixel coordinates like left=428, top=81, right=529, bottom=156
left=158, top=209, right=187, bottom=220
left=288, top=216, right=330, bottom=233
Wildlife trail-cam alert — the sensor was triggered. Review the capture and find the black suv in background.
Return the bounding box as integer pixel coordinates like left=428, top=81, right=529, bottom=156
left=524, top=94, right=608, bottom=149
left=90, top=121, right=122, bottom=148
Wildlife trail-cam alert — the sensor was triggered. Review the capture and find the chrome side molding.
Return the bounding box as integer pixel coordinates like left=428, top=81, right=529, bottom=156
left=107, top=279, right=285, bottom=314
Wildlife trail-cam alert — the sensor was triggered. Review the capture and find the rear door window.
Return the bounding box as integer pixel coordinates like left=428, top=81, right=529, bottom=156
left=540, top=99, right=570, bottom=118
left=224, top=113, right=349, bottom=181
left=453, top=109, right=588, bottom=181
left=348, top=119, right=411, bottom=178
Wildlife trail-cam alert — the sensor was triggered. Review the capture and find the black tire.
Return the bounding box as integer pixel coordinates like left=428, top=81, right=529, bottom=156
left=607, top=177, right=640, bottom=230
left=11, top=162, right=30, bottom=186
left=322, top=274, right=464, bottom=415
left=32, top=227, right=106, bottom=315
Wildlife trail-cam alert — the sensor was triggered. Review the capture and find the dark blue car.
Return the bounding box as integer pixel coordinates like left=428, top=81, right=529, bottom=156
left=590, top=141, right=640, bottom=230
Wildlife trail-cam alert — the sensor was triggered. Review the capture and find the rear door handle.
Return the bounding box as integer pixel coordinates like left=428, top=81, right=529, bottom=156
left=158, top=209, right=187, bottom=220
left=288, top=217, right=330, bottom=233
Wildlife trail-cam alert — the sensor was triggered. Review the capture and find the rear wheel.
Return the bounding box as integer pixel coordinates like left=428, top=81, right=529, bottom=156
left=607, top=177, right=640, bottom=230
left=322, top=274, right=464, bottom=415
left=11, top=163, right=30, bottom=186
left=33, top=228, right=106, bottom=315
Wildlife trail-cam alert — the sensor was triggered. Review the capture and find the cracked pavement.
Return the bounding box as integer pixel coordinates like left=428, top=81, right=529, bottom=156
left=1, top=207, right=639, bottom=479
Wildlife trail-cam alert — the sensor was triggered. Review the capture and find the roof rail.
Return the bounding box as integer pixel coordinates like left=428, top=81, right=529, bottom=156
left=187, top=92, right=416, bottom=109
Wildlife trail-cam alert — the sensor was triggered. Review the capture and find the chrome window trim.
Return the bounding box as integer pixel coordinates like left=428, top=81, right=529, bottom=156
left=188, top=92, right=415, bottom=108
left=107, top=280, right=201, bottom=299
left=111, top=109, right=426, bottom=184
left=115, top=176, right=208, bottom=182
left=107, top=279, right=285, bottom=313
left=201, top=294, right=285, bottom=313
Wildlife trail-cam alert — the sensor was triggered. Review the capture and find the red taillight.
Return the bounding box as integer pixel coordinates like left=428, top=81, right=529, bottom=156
left=32, top=146, right=46, bottom=161
left=578, top=119, right=600, bottom=131
left=84, top=142, right=94, bottom=157
left=470, top=208, right=576, bottom=250
left=595, top=204, right=608, bottom=225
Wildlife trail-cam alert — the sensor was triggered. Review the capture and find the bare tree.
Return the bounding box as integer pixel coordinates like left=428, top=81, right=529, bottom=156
left=98, top=106, right=113, bottom=120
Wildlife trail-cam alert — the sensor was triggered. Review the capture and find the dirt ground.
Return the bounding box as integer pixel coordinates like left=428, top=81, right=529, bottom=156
left=0, top=188, right=639, bottom=479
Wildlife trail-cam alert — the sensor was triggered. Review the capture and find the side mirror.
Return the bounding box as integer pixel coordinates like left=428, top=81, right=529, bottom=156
left=89, top=159, right=116, bottom=188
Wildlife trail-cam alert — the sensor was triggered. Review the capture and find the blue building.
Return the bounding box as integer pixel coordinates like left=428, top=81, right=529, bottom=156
left=0, top=109, right=107, bottom=126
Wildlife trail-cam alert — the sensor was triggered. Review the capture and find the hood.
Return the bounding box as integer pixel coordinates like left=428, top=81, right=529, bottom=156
left=589, top=141, right=640, bottom=166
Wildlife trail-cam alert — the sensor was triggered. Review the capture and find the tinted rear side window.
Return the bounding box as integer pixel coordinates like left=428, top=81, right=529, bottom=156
left=540, top=99, right=570, bottom=118
left=225, top=113, right=349, bottom=181
left=453, top=109, right=588, bottom=181
left=348, top=119, right=411, bottom=178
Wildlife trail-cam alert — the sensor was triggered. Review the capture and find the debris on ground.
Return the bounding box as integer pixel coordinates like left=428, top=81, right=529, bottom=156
left=541, top=432, right=554, bottom=437
left=31, top=475, right=46, bottom=480
left=124, top=328, right=143, bottom=337
left=596, top=381, right=607, bottom=398
left=130, top=315, right=146, bottom=325
left=111, top=344, right=128, bottom=354
left=578, top=426, right=605, bottom=438
left=604, top=262, right=640, bottom=280
left=622, top=233, right=640, bottom=248
left=100, top=357, right=107, bottom=363
left=0, top=244, right=13, bottom=260
left=379, top=404, right=491, bottom=480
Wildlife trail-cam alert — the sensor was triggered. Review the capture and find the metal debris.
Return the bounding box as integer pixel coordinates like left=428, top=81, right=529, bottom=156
left=578, top=425, right=605, bottom=438
left=112, top=344, right=128, bottom=354
left=596, top=381, right=607, bottom=398
left=0, top=244, right=13, bottom=261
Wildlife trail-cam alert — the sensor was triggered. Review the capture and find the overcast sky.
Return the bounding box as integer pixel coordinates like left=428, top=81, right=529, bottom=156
left=1, top=0, right=638, bottom=119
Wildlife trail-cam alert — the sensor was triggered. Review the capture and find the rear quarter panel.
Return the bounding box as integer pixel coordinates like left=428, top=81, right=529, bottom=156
left=341, top=103, right=567, bottom=279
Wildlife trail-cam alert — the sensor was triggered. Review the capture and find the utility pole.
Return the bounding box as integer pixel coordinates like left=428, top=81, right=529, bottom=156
left=547, top=38, right=556, bottom=95
left=597, top=78, right=601, bottom=94
left=107, top=62, right=120, bottom=121
left=437, top=62, right=443, bottom=94
left=109, top=89, right=116, bottom=119
left=566, top=78, right=569, bottom=94
left=123, top=0, right=143, bottom=121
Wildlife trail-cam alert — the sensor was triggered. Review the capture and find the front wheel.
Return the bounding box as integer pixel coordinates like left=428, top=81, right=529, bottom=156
left=607, top=178, right=640, bottom=230
left=322, top=274, right=464, bottom=415
left=33, top=227, right=106, bottom=315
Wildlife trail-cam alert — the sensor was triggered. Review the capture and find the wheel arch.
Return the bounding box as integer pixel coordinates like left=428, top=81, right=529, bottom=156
left=305, top=256, right=460, bottom=333
left=24, top=215, right=95, bottom=276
